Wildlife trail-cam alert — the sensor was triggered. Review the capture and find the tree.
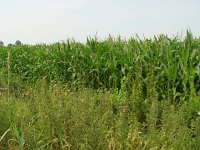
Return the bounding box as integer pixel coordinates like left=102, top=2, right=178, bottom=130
left=0, top=41, right=4, bottom=47
left=15, top=40, right=22, bottom=46
left=7, top=43, right=13, bottom=48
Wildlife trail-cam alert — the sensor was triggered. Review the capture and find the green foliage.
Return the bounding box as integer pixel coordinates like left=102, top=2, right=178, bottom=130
left=0, top=33, right=199, bottom=103
left=0, top=32, right=200, bottom=149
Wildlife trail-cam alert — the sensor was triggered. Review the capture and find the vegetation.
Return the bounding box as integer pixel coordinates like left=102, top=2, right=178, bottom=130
left=15, top=40, right=22, bottom=46
left=0, top=41, right=4, bottom=47
left=0, top=31, right=200, bottom=149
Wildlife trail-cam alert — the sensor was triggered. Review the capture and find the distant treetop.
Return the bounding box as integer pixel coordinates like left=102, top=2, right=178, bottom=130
left=0, top=41, right=4, bottom=47
left=15, top=40, right=22, bottom=45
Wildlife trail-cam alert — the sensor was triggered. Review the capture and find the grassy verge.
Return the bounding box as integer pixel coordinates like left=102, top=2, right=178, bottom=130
left=0, top=81, right=200, bottom=149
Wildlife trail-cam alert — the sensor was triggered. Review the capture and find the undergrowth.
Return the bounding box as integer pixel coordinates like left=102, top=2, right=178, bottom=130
left=0, top=81, right=199, bottom=149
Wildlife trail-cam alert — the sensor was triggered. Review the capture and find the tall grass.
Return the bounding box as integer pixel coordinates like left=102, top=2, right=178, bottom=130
left=0, top=81, right=200, bottom=149
left=7, top=49, right=10, bottom=99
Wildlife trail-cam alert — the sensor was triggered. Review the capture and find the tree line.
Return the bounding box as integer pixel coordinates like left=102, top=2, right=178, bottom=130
left=0, top=40, right=22, bottom=47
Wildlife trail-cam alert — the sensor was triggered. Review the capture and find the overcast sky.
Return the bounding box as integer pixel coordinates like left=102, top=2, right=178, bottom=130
left=0, top=0, right=199, bottom=45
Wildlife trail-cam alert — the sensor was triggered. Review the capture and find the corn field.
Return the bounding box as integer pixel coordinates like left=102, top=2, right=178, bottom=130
left=0, top=32, right=200, bottom=102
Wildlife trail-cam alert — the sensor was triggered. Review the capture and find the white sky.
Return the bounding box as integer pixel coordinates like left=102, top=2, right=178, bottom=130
left=0, top=0, right=199, bottom=45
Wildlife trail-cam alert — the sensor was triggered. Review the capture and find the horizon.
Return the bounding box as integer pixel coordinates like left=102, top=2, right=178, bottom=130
left=0, top=30, right=198, bottom=46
